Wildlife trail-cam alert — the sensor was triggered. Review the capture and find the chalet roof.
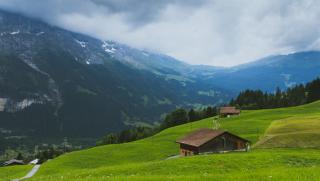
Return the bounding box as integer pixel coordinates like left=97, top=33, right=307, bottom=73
left=219, top=106, right=240, bottom=114
left=176, top=128, right=250, bottom=147
left=176, top=128, right=226, bottom=147
left=2, top=159, right=24, bottom=166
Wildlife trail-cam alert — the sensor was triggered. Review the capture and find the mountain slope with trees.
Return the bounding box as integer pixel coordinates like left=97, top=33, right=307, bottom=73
left=0, top=9, right=229, bottom=151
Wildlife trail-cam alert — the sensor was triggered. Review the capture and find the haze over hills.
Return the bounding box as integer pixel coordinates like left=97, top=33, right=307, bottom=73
left=0, top=9, right=320, bottom=149
left=208, top=51, right=320, bottom=92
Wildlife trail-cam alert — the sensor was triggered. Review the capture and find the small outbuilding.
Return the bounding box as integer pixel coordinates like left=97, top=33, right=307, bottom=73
left=2, top=159, right=24, bottom=166
left=176, top=128, right=250, bottom=156
left=29, top=158, right=39, bottom=165
left=219, top=106, right=240, bottom=117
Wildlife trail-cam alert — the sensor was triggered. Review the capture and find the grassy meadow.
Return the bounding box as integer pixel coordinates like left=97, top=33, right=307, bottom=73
left=30, top=149, right=320, bottom=181
left=8, top=101, right=320, bottom=180
left=0, top=165, right=32, bottom=181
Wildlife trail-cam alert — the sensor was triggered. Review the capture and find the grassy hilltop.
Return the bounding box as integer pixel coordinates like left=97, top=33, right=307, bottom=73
left=2, top=101, right=320, bottom=180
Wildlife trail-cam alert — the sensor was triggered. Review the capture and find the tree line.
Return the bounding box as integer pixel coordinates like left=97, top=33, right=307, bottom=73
left=230, top=78, right=320, bottom=109
left=0, top=138, right=79, bottom=164
left=97, top=77, right=320, bottom=146
left=96, top=107, right=218, bottom=146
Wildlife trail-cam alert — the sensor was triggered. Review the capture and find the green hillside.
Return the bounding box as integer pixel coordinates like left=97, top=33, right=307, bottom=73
left=8, top=101, right=320, bottom=180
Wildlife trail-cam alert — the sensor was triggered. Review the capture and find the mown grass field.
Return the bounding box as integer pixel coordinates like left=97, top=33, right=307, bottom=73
left=0, top=165, right=32, bottom=181
left=256, top=115, right=320, bottom=148
left=16, top=101, right=320, bottom=180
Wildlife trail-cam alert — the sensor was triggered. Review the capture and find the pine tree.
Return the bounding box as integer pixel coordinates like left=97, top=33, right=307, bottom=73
left=306, top=78, right=320, bottom=103
left=188, top=109, right=197, bottom=122
left=16, top=152, right=23, bottom=160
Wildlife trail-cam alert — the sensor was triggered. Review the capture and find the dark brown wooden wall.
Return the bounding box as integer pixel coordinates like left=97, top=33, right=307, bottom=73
left=178, top=132, right=248, bottom=156
left=198, top=133, right=247, bottom=153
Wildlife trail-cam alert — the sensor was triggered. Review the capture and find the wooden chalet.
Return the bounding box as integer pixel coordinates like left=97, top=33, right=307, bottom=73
left=219, top=106, right=240, bottom=117
left=176, top=128, right=250, bottom=156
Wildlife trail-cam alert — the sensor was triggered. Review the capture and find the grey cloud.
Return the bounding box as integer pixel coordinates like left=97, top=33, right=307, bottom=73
left=0, top=0, right=320, bottom=66
left=91, top=0, right=208, bottom=26
left=0, top=0, right=207, bottom=27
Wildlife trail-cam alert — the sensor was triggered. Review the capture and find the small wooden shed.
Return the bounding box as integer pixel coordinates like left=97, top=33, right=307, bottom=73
left=219, top=106, right=240, bottom=117
left=176, top=128, right=249, bottom=156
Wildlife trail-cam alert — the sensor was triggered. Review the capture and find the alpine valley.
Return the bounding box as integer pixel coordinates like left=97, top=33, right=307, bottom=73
left=1, top=10, right=320, bottom=150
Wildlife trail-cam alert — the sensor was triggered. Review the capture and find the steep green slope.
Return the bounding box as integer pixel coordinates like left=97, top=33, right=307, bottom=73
left=27, top=101, right=320, bottom=180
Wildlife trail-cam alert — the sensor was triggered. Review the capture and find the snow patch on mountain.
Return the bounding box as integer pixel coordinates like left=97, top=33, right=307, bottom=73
left=4, top=98, right=44, bottom=112
left=10, top=30, right=20, bottom=35
left=75, top=39, right=87, bottom=48
left=0, top=98, right=8, bottom=111
left=102, top=41, right=116, bottom=54
left=16, top=99, right=36, bottom=110
left=106, top=47, right=116, bottom=53
left=36, top=32, right=45, bottom=36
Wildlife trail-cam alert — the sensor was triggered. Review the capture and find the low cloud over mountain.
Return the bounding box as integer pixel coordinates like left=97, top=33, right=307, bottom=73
left=1, top=0, right=320, bottom=66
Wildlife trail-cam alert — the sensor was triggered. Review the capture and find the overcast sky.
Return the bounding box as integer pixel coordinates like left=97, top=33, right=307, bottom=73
left=1, top=0, right=320, bottom=66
